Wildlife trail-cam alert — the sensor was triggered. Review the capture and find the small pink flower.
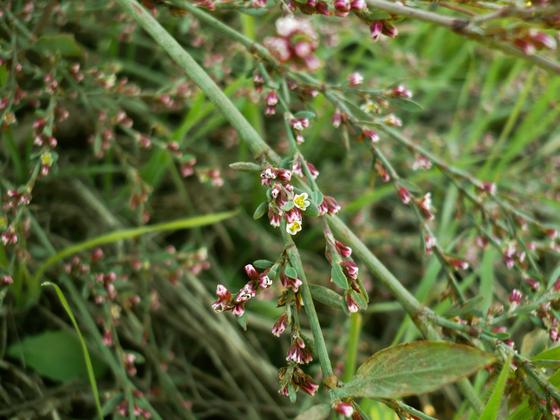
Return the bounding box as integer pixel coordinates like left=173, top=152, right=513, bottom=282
left=391, top=84, right=412, bottom=99
left=448, top=257, right=469, bottom=271
left=334, top=0, right=350, bottom=16
left=370, top=21, right=383, bottom=41
left=347, top=72, right=364, bottom=87
left=346, top=293, right=359, bottom=313
left=362, top=129, right=379, bottom=144
left=244, top=264, right=259, bottom=280
left=300, top=380, right=319, bottom=396
left=398, top=187, right=411, bottom=205
left=332, top=109, right=344, bottom=128
left=272, top=313, right=288, bottom=337
left=425, top=235, right=437, bottom=255
left=341, top=260, right=359, bottom=280
left=417, top=193, right=434, bottom=221
left=334, top=401, right=354, bottom=417
left=525, top=278, right=539, bottom=291
left=318, top=195, right=341, bottom=215
left=232, top=303, right=245, bottom=317
left=350, top=0, right=366, bottom=10
left=1, top=275, right=13, bottom=285
left=509, top=289, right=522, bottom=305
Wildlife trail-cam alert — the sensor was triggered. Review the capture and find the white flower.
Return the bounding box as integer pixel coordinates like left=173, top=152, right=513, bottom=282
left=293, top=193, right=310, bottom=211
left=286, top=220, right=303, bottom=235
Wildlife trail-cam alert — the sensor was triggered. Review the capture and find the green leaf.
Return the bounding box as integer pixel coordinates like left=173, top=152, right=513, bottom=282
left=40, top=282, right=103, bottom=419
left=309, top=284, right=345, bottom=311
left=253, top=202, right=267, bottom=220
left=532, top=346, right=560, bottom=361
left=34, top=34, right=83, bottom=57
left=7, top=329, right=107, bottom=382
left=236, top=313, right=248, bottom=331
left=310, top=191, right=323, bottom=206
left=335, top=341, right=495, bottom=399
left=331, top=263, right=348, bottom=289
left=294, top=110, right=316, bottom=120
left=285, top=266, right=298, bottom=279
left=32, top=211, right=238, bottom=285
left=480, top=356, right=512, bottom=420
left=295, top=404, right=330, bottom=420
left=253, top=259, right=274, bottom=269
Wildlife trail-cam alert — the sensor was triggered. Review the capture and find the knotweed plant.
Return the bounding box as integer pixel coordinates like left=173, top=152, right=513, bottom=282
left=1, top=0, right=560, bottom=419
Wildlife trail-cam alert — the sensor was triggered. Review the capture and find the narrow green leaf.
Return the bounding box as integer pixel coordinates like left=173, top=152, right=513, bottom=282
left=480, top=357, right=512, bottom=420
left=285, top=266, right=298, bottom=279
left=309, top=284, right=345, bottom=311
left=331, top=263, right=349, bottom=289
left=253, top=259, right=274, bottom=269
left=32, top=211, right=237, bottom=285
left=34, top=33, right=83, bottom=57
left=40, top=282, right=103, bottom=420
left=253, top=202, right=267, bottom=220
left=335, top=341, right=495, bottom=399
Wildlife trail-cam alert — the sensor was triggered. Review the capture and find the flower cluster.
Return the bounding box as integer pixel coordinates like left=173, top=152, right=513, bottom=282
left=259, top=164, right=340, bottom=236
left=264, top=17, right=320, bottom=71
left=211, top=264, right=271, bottom=317
left=278, top=365, right=319, bottom=398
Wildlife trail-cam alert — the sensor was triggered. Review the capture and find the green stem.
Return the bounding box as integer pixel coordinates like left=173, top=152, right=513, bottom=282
left=342, top=312, right=362, bottom=382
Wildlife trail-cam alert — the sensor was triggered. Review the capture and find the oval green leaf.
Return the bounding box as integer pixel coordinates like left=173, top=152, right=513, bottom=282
left=335, top=341, right=495, bottom=399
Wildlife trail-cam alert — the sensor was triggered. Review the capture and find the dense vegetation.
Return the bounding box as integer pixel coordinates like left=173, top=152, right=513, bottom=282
left=1, top=0, right=560, bottom=419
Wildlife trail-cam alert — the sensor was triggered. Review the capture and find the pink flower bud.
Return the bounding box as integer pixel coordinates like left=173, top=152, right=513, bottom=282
left=370, top=21, right=383, bottom=41
left=398, top=187, right=411, bottom=205
left=509, top=289, right=522, bottom=305
left=345, top=293, right=359, bottom=313
left=272, top=313, right=288, bottom=337
left=334, top=0, right=350, bottom=16
left=350, top=0, right=366, bottom=10
left=341, top=260, right=359, bottom=280
left=335, top=240, right=352, bottom=257
left=334, top=401, right=354, bottom=417
left=347, top=72, right=364, bottom=86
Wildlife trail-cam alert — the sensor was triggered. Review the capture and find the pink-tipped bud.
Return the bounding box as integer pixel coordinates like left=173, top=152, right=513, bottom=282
left=272, top=313, right=288, bottom=337
left=334, top=0, right=350, bottom=16
left=335, top=240, right=352, bottom=257
left=266, top=91, right=278, bottom=107
left=334, top=401, right=354, bottom=417
left=345, top=293, right=359, bottom=313
left=370, top=21, right=383, bottom=41
left=350, top=0, right=365, bottom=10
left=398, top=187, right=411, bottom=205
left=363, top=129, right=379, bottom=143
left=341, top=260, right=359, bottom=280
left=244, top=264, right=259, bottom=280
left=509, top=289, right=522, bottom=305
left=347, top=72, right=364, bottom=87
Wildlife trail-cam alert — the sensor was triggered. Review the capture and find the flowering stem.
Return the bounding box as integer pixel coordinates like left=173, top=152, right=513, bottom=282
left=115, top=0, right=279, bottom=164
left=365, top=0, right=560, bottom=75
left=282, top=231, right=335, bottom=381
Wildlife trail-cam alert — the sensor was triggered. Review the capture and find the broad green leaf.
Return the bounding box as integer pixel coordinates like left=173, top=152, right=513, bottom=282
left=7, top=329, right=107, bottom=383
left=34, top=34, right=83, bottom=57
left=532, top=346, right=560, bottom=361
left=480, top=357, right=512, bottom=420
left=331, top=263, right=348, bottom=289
left=335, top=341, right=495, bottom=399
left=295, top=404, right=330, bottom=420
